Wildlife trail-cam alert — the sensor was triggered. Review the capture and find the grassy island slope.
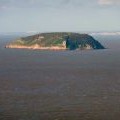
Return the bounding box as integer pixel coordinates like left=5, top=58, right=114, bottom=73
left=6, top=32, right=105, bottom=50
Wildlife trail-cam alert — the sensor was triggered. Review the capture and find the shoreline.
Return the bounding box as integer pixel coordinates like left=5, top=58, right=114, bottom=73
left=5, top=45, right=67, bottom=50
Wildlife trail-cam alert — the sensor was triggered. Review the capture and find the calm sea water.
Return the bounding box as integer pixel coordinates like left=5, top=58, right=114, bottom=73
left=0, top=35, right=120, bottom=120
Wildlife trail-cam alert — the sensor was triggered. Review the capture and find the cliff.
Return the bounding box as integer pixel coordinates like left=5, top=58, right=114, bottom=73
left=6, top=32, right=105, bottom=50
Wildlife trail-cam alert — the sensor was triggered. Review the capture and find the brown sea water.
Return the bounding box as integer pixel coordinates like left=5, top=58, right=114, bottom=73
left=0, top=35, right=120, bottom=120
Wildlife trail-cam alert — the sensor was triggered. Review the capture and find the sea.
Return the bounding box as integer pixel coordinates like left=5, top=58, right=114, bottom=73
left=0, top=34, right=120, bottom=120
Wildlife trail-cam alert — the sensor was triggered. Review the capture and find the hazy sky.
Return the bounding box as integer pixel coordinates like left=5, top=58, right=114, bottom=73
left=0, top=0, right=120, bottom=32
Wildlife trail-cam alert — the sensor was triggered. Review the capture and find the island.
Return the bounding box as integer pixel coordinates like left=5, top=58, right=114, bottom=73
left=5, top=32, right=105, bottom=50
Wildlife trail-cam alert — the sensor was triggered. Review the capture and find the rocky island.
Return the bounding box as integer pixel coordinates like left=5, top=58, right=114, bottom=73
left=6, top=32, right=105, bottom=50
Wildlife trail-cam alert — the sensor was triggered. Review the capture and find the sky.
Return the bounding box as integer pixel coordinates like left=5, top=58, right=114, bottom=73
left=0, top=0, right=120, bottom=33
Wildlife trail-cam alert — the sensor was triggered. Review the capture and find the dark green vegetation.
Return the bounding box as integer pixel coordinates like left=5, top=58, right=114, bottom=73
left=9, top=32, right=105, bottom=50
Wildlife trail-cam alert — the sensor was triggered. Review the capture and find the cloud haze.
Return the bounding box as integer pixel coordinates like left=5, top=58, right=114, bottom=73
left=98, top=0, right=120, bottom=5
left=0, top=0, right=120, bottom=32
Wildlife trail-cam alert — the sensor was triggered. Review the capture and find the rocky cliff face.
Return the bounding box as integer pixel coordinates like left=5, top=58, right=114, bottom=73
left=6, top=32, right=105, bottom=50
